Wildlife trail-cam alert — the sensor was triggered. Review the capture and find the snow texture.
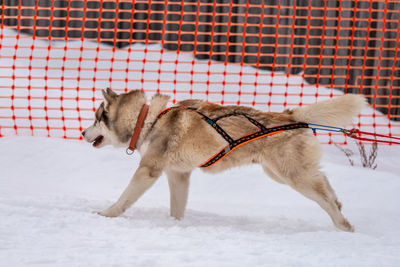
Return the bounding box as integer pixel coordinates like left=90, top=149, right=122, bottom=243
left=0, top=137, right=399, bottom=267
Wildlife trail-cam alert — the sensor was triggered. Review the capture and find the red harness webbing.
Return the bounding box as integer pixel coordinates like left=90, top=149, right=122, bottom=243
left=343, top=128, right=400, bottom=145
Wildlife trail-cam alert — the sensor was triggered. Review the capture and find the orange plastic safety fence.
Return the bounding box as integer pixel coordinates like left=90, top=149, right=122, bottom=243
left=0, top=0, right=399, bottom=144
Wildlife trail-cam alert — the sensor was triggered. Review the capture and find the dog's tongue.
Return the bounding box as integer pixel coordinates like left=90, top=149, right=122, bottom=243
left=92, top=135, right=104, bottom=147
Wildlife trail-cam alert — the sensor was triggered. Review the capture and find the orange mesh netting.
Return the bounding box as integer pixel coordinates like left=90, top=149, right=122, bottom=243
left=0, top=0, right=399, bottom=144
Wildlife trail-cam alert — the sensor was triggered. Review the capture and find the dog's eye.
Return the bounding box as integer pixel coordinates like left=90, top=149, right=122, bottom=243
left=101, top=111, right=108, bottom=121
left=97, top=111, right=106, bottom=122
left=100, top=111, right=110, bottom=126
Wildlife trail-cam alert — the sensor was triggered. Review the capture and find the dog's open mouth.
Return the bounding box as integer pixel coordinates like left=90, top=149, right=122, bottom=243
left=92, top=135, right=104, bottom=147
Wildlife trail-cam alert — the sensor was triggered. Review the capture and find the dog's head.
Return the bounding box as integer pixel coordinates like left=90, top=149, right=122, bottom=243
left=82, top=88, right=147, bottom=148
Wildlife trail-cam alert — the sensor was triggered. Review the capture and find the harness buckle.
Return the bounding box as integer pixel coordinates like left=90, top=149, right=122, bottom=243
left=341, top=128, right=359, bottom=138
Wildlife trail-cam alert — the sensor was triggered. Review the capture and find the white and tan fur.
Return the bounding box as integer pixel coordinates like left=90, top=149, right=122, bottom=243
left=83, top=88, right=367, bottom=232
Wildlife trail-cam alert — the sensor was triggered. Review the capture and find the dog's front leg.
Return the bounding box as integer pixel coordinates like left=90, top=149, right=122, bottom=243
left=166, top=170, right=191, bottom=220
left=95, top=164, right=163, bottom=217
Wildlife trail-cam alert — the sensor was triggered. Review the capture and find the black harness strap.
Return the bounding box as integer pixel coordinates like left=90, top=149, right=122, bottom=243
left=193, top=112, right=235, bottom=144
left=156, top=106, right=234, bottom=143
left=215, top=112, right=267, bottom=131
left=200, top=122, right=309, bottom=167
left=156, top=106, right=180, bottom=119
left=155, top=107, right=309, bottom=168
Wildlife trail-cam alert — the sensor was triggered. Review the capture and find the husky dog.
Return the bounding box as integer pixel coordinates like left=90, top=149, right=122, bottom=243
left=83, top=88, right=366, bottom=232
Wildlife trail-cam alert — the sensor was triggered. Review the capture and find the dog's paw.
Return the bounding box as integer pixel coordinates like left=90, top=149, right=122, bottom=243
left=342, top=220, right=355, bottom=232
left=336, top=218, right=355, bottom=232
left=93, top=205, right=123, bottom=218
left=92, top=210, right=119, bottom=217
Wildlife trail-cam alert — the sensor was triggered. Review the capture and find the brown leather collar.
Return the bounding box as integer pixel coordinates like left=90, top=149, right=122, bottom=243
left=126, top=104, right=149, bottom=155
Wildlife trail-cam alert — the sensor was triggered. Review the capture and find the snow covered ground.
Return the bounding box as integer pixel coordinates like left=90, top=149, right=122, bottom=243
left=0, top=136, right=399, bottom=267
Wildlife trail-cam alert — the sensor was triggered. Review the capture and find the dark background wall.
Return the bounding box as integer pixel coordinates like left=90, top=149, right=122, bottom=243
left=1, top=0, right=399, bottom=120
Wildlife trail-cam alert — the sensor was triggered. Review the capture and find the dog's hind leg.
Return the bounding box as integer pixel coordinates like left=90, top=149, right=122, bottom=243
left=261, top=144, right=354, bottom=232
left=289, top=171, right=354, bottom=232
left=166, top=170, right=191, bottom=220
left=274, top=167, right=354, bottom=232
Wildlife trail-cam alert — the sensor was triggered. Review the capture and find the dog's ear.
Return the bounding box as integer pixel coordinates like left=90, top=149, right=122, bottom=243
left=106, top=87, right=118, bottom=98
left=102, top=88, right=117, bottom=104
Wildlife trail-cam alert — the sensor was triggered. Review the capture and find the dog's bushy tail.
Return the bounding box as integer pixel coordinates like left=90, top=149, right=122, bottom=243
left=292, top=94, right=368, bottom=127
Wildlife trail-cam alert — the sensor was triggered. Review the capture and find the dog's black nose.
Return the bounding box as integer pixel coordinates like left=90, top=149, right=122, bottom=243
left=81, top=130, right=86, bottom=137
